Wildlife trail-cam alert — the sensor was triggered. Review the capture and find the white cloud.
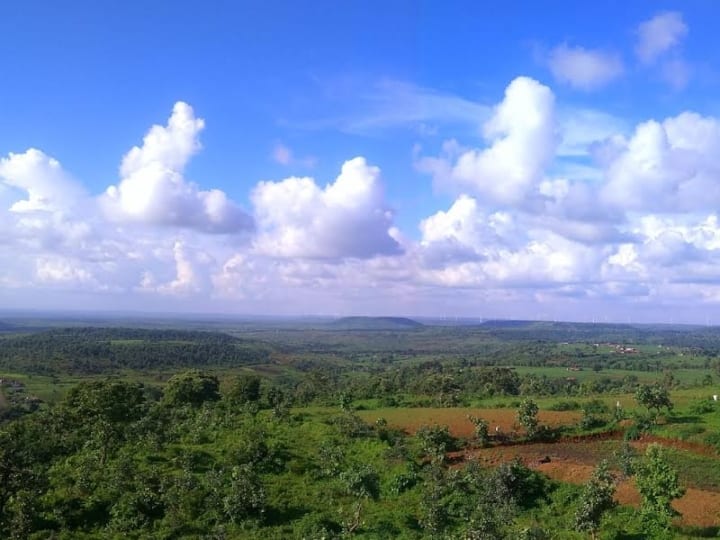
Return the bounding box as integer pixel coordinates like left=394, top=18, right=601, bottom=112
left=419, top=77, right=557, bottom=205
left=548, top=44, right=624, bottom=90
left=101, top=102, right=252, bottom=233
left=252, top=156, right=401, bottom=259
left=636, top=11, right=688, bottom=64
left=35, top=257, right=96, bottom=286
left=9, top=88, right=720, bottom=321
left=600, top=112, right=720, bottom=212
left=143, top=240, right=204, bottom=296
left=0, top=149, right=86, bottom=213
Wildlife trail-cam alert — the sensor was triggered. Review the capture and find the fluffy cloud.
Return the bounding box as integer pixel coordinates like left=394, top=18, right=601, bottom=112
left=419, top=77, right=557, bottom=205
left=0, top=149, right=86, bottom=213
left=548, top=44, right=624, bottom=90
left=8, top=84, right=720, bottom=320
left=140, top=240, right=206, bottom=295
left=600, top=112, right=720, bottom=212
left=251, top=157, right=401, bottom=259
left=636, top=11, right=688, bottom=64
left=416, top=194, right=601, bottom=289
left=101, top=102, right=252, bottom=233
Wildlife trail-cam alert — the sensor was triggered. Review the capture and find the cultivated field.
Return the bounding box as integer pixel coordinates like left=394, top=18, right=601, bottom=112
left=357, top=407, right=582, bottom=437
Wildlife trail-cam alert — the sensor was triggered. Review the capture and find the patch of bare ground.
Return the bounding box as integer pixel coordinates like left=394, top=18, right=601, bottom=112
left=537, top=462, right=720, bottom=528
left=457, top=438, right=720, bottom=528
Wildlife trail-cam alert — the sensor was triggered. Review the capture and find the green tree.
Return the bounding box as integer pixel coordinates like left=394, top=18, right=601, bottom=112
left=416, top=425, right=455, bottom=464
left=467, top=415, right=490, bottom=447
left=60, top=380, right=146, bottom=464
left=226, top=374, right=261, bottom=405
left=339, top=464, right=380, bottom=535
left=162, top=370, right=220, bottom=407
left=518, top=399, right=539, bottom=439
left=634, top=384, right=673, bottom=416
left=574, top=460, right=617, bottom=539
left=614, top=441, right=636, bottom=479
left=635, top=444, right=684, bottom=537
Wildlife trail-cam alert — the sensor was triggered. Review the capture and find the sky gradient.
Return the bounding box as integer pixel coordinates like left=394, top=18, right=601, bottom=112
left=3, top=1, right=720, bottom=323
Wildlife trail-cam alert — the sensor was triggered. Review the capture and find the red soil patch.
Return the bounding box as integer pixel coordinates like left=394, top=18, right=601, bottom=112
left=462, top=441, right=720, bottom=527
left=537, top=462, right=720, bottom=527
left=633, top=434, right=719, bottom=457
left=359, top=408, right=581, bottom=438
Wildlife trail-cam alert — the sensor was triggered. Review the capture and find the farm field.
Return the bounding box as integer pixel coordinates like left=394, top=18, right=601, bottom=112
left=357, top=406, right=582, bottom=437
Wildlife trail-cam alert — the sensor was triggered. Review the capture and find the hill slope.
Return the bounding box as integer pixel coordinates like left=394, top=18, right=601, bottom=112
left=329, top=316, right=424, bottom=330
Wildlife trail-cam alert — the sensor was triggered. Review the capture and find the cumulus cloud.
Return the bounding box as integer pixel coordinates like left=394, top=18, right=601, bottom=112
left=548, top=44, right=624, bottom=90
left=140, top=240, right=205, bottom=296
left=252, top=156, right=401, bottom=259
left=599, top=112, right=720, bottom=212
left=9, top=85, right=720, bottom=320
left=101, top=102, right=252, bottom=233
left=636, top=11, right=688, bottom=64
left=0, top=149, right=86, bottom=213
left=415, top=194, right=602, bottom=290
left=419, top=77, right=557, bottom=205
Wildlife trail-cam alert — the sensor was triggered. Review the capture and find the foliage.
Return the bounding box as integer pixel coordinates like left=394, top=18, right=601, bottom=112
left=467, top=415, right=490, bottom=447
left=614, top=441, right=637, bottom=479
left=635, top=444, right=685, bottom=536
left=226, top=374, right=262, bottom=405
left=574, top=460, right=617, bottom=539
left=162, top=369, right=220, bottom=407
left=635, top=384, right=673, bottom=415
left=517, top=398, right=540, bottom=439
left=416, top=424, right=456, bottom=463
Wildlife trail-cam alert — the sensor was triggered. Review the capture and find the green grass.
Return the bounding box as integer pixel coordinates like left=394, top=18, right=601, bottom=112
left=513, top=365, right=715, bottom=385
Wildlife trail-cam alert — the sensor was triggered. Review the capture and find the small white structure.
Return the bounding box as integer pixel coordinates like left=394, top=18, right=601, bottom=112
left=713, top=395, right=718, bottom=402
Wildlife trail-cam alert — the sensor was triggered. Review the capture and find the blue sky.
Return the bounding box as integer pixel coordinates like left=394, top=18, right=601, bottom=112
left=3, top=1, right=720, bottom=322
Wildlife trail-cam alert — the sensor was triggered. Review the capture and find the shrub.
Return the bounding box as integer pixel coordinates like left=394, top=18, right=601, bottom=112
left=548, top=400, right=581, bottom=411
left=689, top=399, right=715, bottom=415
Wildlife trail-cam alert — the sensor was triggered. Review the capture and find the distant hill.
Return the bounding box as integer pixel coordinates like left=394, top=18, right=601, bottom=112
left=329, top=316, right=424, bottom=330
left=0, top=321, right=16, bottom=332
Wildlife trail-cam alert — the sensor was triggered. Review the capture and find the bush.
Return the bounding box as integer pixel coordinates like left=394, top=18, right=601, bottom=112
left=703, top=431, right=720, bottom=451
left=689, top=399, right=715, bottom=415
left=548, top=400, right=581, bottom=411
left=582, top=399, right=610, bottom=415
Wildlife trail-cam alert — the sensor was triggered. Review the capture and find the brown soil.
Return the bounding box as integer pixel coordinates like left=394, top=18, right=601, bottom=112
left=633, top=434, right=719, bottom=457
left=360, top=408, right=581, bottom=438
left=537, top=461, right=720, bottom=527
left=458, top=439, right=720, bottom=527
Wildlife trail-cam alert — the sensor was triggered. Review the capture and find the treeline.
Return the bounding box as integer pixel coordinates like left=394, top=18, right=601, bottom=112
left=283, top=363, right=647, bottom=408
left=0, top=328, right=272, bottom=374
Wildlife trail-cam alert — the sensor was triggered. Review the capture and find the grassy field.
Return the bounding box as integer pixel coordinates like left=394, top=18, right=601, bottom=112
left=513, top=365, right=715, bottom=384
